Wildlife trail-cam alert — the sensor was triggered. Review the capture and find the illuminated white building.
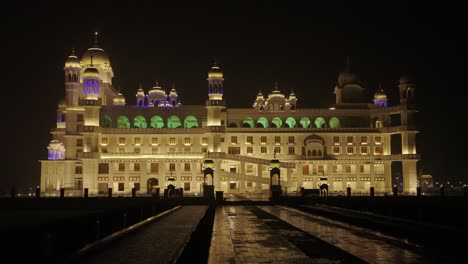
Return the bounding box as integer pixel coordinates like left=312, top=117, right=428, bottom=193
left=40, top=34, right=419, bottom=195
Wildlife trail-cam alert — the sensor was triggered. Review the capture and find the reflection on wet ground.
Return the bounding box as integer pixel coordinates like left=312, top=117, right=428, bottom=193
left=259, top=206, right=456, bottom=264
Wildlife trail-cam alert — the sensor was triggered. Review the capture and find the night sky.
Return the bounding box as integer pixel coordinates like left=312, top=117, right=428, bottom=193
left=4, top=2, right=460, bottom=192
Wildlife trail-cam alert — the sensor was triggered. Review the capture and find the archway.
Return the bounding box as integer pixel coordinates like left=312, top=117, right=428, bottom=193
left=147, top=178, right=159, bottom=194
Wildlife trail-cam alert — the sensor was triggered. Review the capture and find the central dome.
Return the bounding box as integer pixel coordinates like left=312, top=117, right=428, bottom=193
left=337, top=71, right=359, bottom=88
left=81, top=47, right=110, bottom=68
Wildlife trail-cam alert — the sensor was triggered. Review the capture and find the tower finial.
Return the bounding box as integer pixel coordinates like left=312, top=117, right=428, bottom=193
left=345, top=56, right=351, bottom=72
left=93, top=32, right=99, bottom=47
left=155, top=80, right=159, bottom=87
left=90, top=56, right=94, bottom=66
left=172, top=82, right=175, bottom=90
left=213, top=57, right=217, bottom=66
left=274, top=81, right=279, bottom=91
left=71, top=47, right=76, bottom=56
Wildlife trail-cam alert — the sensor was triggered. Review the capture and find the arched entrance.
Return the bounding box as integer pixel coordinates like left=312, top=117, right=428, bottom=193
left=147, top=178, right=159, bottom=194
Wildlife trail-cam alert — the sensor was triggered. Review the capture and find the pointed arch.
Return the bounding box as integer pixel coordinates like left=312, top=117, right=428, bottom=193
left=315, top=117, right=326, bottom=128
left=329, top=117, right=340, bottom=128
left=271, top=117, right=282, bottom=128
left=117, top=116, right=130, bottom=128
left=300, top=117, right=311, bottom=128
left=257, top=117, right=268, bottom=128
left=285, top=117, right=296, bottom=128
left=134, top=115, right=147, bottom=128
left=184, top=115, right=199, bottom=128
left=101, top=116, right=112, bottom=128
left=150, top=115, right=164, bottom=128
left=242, top=117, right=254, bottom=128
left=167, top=116, right=182, bottom=128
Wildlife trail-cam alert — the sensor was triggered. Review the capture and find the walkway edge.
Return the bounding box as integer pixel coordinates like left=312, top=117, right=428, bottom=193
left=73, top=205, right=182, bottom=258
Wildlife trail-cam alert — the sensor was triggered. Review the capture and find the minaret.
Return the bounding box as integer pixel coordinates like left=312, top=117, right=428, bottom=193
left=206, top=62, right=225, bottom=126
left=373, top=85, right=388, bottom=107
left=82, top=56, right=100, bottom=100
left=64, top=48, right=81, bottom=106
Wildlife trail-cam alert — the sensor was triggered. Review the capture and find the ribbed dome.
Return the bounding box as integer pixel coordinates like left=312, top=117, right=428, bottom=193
left=65, top=50, right=81, bottom=68
left=137, top=88, right=145, bottom=95
left=208, top=65, right=223, bottom=78
left=113, top=92, right=126, bottom=104
left=337, top=71, right=359, bottom=88
left=83, top=67, right=99, bottom=78
left=374, top=89, right=387, bottom=99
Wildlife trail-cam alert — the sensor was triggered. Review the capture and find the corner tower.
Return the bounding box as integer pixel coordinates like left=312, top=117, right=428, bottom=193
left=206, top=63, right=226, bottom=126
left=64, top=48, right=81, bottom=106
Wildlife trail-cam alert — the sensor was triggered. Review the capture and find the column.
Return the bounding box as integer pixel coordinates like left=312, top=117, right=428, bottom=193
left=402, top=160, right=418, bottom=194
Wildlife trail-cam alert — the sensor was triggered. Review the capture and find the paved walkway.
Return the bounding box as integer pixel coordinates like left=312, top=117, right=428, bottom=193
left=209, top=206, right=311, bottom=263
left=74, top=206, right=207, bottom=264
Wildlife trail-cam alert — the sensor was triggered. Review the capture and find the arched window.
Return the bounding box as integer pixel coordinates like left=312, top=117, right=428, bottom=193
left=134, top=115, right=147, bottom=128
left=167, top=116, right=182, bottom=128
left=150, top=116, right=164, bottom=128
left=315, top=117, right=326, bottom=128
left=117, top=116, right=130, bottom=128
left=329, top=117, right=341, bottom=128
left=300, top=117, right=311, bottom=128
left=101, top=116, right=112, bottom=128
left=271, top=117, right=282, bottom=128
left=184, top=116, right=199, bottom=128
left=285, top=117, right=296, bottom=128
left=312, top=150, right=317, bottom=156
left=242, top=117, right=255, bottom=128
left=257, top=117, right=268, bottom=128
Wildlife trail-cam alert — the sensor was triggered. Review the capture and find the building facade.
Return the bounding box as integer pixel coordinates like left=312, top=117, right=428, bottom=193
left=40, top=35, right=420, bottom=196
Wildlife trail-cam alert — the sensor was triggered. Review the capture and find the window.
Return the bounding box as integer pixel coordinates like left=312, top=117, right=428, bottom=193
left=220, top=137, right=225, bottom=143
left=333, top=146, right=341, bottom=155
left=101, top=147, right=108, bottom=153
left=247, top=147, right=253, bottom=154
left=119, top=163, right=125, bottom=172
left=151, top=137, right=159, bottom=145
left=246, top=182, right=253, bottom=188
left=374, top=146, right=384, bottom=155
left=360, top=164, right=370, bottom=174
left=118, top=147, right=126, bottom=153
left=201, top=137, right=208, bottom=145
left=261, top=147, right=267, bottom=154
left=317, top=164, right=324, bottom=174
left=184, top=147, right=191, bottom=152
left=184, top=137, right=191, bottom=145
left=261, top=136, right=267, bottom=144
left=360, top=146, right=369, bottom=155
left=77, top=114, right=84, bottom=122
left=134, top=163, right=140, bottom=172
left=134, top=183, right=140, bottom=191
left=288, top=147, right=295, bottom=155
left=374, top=163, right=384, bottom=174
left=118, top=183, right=124, bottom=191
left=360, top=136, right=368, bottom=145
left=98, top=163, right=109, bottom=174
left=169, top=137, right=176, bottom=145
left=202, top=147, right=207, bottom=153
left=246, top=165, right=254, bottom=174
left=119, top=137, right=126, bottom=145
left=101, top=137, right=108, bottom=145
left=288, top=136, right=295, bottom=144
left=375, top=136, right=383, bottom=145
left=184, top=182, right=191, bottom=191
left=347, top=146, right=355, bottom=155
left=169, top=163, right=176, bottom=172
left=76, top=139, right=83, bottom=147
left=152, top=148, right=159, bottom=154
left=228, top=147, right=241, bottom=154
left=75, top=166, right=83, bottom=174
left=274, top=147, right=281, bottom=154
left=302, top=165, right=309, bottom=174
left=333, top=136, right=341, bottom=145
left=274, top=136, right=281, bottom=144
left=347, top=136, right=354, bottom=145
left=333, top=164, right=342, bottom=174
left=151, top=163, right=159, bottom=173
left=134, top=147, right=140, bottom=154
left=345, top=165, right=352, bottom=173
left=231, top=136, right=238, bottom=144
left=184, top=163, right=191, bottom=171
left=134, top=137, right=141, bottom=145
left=246, top=136, right=253, bottom=144
left=169, top=148, right=176, bottom=153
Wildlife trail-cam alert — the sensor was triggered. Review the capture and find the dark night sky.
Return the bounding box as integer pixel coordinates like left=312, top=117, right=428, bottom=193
left=3, top=2, right=461, bottom=192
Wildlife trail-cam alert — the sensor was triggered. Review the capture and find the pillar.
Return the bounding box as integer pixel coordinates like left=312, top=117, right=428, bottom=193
left=402, top=160, right=418, bottom=194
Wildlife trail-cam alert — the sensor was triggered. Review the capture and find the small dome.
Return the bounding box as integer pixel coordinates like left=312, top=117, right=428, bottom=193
left=137, top=88, right=145, bottom=96
left=374, top=89, right=387, bottom=99
left=170, top=88, right=177, bottom=95
left=270, top=159, right=280, bottom=168
left=113, top=92, right=126, bottom=105
left=208, top=65, right=223, bottom=78
left=83, top=67, right=99, bottom=78
left=399, top=75, right=413, bottom=85
left=337, top=71, right=359, bottom=88
left=65, top=50, right=81, bottom=68
left=203, top=159, right=215, bottom=169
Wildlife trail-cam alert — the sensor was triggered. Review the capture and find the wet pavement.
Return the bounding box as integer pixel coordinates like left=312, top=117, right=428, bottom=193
left=259, top=206, right=451, bottom=264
